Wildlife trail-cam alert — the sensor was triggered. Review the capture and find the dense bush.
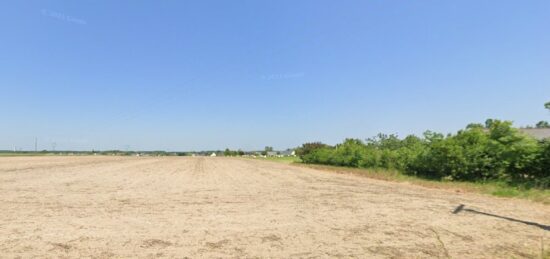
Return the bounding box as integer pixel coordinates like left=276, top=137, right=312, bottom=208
left=299, top=120, right=549, bottom=188
left=296, top=142, right=330, bottom=161
left=526, top=140, right=550, bottom=188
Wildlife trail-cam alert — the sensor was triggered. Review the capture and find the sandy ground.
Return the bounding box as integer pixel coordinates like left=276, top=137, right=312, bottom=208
left=0, top=156, right=548, bottom=258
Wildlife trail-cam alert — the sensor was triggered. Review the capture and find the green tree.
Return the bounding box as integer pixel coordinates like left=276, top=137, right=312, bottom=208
left=296, top=118, right=548, bottom=187
left=466, top=123, right=485, bottom=129
left=366, top=133, right=402, bottom=150
left=332, top=139, right=367, bottom=167
left=296, top=142, right=329, bottom=160
left=224, top=148, right=231, bottom=156
left=261, top=146, right=274, bottom=156
left=485, top=119, right=495, bottom=128
left=536, top=121, right=550, bottom=128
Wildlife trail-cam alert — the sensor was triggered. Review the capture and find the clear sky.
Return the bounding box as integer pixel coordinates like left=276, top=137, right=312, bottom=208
left=1, top=1, right=549, bottom=151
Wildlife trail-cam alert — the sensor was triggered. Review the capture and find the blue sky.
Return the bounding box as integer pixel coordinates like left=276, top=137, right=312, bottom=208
left=1, top=1, right=549, bottom=151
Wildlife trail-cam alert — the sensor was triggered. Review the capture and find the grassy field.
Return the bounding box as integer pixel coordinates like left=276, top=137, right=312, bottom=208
left=252, top=156, right=302, bottom=164
left=257, top=157, right=550, bottom=205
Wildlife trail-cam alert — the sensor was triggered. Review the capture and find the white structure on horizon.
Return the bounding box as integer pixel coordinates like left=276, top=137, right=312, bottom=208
left=210, top=153, right=217, bottom=157
left=520, top=128, right=550, bottom=140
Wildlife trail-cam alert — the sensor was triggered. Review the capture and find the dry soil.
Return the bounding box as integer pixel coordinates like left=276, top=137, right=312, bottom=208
left=0, top=156, right=548, bottom=258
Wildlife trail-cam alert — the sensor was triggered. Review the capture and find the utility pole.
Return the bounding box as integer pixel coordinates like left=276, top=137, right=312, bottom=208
left=34, top=137, right=38, bottom=152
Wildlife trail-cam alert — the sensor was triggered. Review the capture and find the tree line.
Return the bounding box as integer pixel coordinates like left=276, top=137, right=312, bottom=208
left=296, top=103, right=550, bottom=188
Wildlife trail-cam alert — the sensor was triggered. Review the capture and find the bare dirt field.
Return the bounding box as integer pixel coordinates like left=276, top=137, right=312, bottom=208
left=0, top=156, right=548, bottom=258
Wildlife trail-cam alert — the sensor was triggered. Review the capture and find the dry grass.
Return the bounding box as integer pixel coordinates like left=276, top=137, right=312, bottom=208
left=292, top=163, right=550, bottom=205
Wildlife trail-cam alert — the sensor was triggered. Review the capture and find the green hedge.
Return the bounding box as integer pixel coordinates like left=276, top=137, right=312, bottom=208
left=297, top=120, right=549, bottom=188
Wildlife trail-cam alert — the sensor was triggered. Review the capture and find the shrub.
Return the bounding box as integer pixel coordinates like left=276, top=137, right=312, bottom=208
left=297, top=119, right=549, bottom=188
left=301, top=146, right=334, bottom=164
left=296, top=142, right=330, bottom=161
left=332, top=139, right=367, bottom=167
left=525, top=140, right=550, bottom=188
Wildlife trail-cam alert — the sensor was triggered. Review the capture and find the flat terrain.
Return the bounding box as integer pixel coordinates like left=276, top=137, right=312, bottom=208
left=0, top=156, right=548, bottom=258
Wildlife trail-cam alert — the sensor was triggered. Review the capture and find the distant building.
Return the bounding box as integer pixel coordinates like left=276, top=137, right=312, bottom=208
left=279, top=150, right=296, bottom=156
left=266, top=150, right=296, bottom=157
left=520, top=128, right=550, bottom=140
left=266, top=151, right=278, bottom=157
left=210, top=153, right=217, bottom=157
